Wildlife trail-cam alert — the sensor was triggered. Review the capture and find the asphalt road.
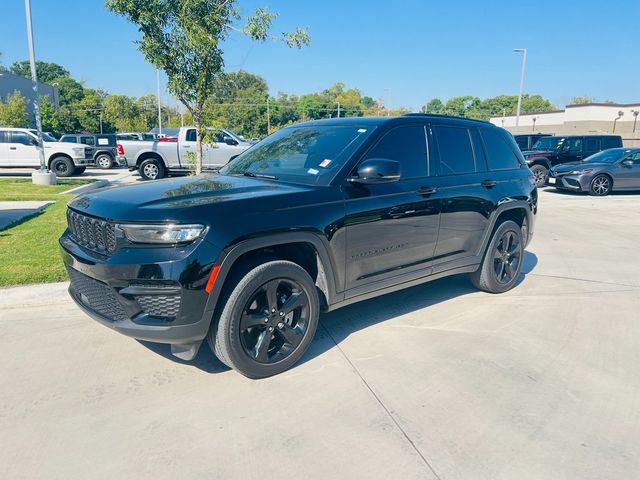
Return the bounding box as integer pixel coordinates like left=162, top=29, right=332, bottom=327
left=1, top=188, right=639, bottom=480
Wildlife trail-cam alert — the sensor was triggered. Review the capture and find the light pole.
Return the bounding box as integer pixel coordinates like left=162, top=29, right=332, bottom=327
left=24, top=0, right=55, bottom=185
left=613, top=110, right=624, bottom=133
left=514, top=48, right=527, bottom=131
left=632, top=110, right=639, bottom=134
left=532, top=117, right=537, bottom=132
left=156, top=69, right=162, bottom=135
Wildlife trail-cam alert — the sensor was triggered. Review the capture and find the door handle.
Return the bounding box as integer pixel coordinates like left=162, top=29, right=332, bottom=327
left=481, top=180, right=497, bottom=189
left=9, top=147, right=17, bottom=150
left=417, top=186, right=437, bottom=195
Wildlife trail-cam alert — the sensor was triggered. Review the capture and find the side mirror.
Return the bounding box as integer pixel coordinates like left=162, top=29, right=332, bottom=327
left=348, top=158, right=401, bottom=184
left=621, top=159, right=634, bottom=167
left=223, top=135, right=238, bottom=146
left=30, top=137, right=39, bottom=146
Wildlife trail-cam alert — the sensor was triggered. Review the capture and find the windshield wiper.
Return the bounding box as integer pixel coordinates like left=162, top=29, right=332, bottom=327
left=240, top=172, right=279, bottom=180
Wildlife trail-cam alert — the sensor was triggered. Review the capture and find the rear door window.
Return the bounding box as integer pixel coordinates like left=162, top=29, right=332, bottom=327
left=432, top=125, right=476, bottom=175
left=602, top=137, right=622, bottom=149
left=364, top=125, right=428, bottom=179
left=481, top=127, right=521, bottom=170
left=80, top=136, right=96, bottom=146
left=185, top=129, right=197, bottom=142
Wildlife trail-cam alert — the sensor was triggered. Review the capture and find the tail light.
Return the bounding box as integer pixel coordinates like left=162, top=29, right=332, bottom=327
left=116, top=144, right=124, bottom=156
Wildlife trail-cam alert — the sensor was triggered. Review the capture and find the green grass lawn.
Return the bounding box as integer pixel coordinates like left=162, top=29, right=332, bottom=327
left=0, top=179, right=92, bottom=287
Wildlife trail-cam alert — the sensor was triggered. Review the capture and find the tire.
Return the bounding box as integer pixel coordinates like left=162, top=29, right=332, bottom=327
left=74, top=166, right=86, bottom=175
left=470, top=220, right=524, bottom=294
left=96, top=153, right=114, bottom=169
left=50, top=156, right=75, bottom=177
left=139, top=158, right=165, bottom=180
left=530, top=164, right=548, bottom=188
left=589, top=174, right=612, bottom=196
left=208, top=260, right=320, bottom=379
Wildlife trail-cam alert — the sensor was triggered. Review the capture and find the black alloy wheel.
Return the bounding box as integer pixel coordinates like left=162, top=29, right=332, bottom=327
left=493, top=230, right=521, bottom=285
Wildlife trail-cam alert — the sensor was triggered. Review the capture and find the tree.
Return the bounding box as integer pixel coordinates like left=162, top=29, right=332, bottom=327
left=106, top=0, right=310, bottom=174
left=571, top=96, right=594, bottom=105
left=0, top=91, right=30, bottom=128
left=421, top=98, right=445, bottom=114
left=39, top=95, right=60, bottom=134
left=103, top=95, right=146, bottom=132
left=51, top=76, right=85, bottom=105
left=10, top=61, right=70, bottom=84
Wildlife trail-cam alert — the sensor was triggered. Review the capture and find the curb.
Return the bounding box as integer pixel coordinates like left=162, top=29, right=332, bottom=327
left=60, top=180, right=109, bottom=195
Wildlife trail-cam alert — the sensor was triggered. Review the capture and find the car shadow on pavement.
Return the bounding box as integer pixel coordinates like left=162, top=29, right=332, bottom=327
left=139, top=251, right=538, bottom=374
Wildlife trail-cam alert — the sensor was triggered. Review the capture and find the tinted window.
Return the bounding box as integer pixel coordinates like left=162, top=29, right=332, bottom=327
left=481, top=128, right=521, bottom=170
left=602, top=137, right=622, bottom=149
left=0, top=132, right=8, bottom=143
left=10, top=132, right=34, bottom=145
left=364, top=125, right=428, bottom=179
left=80, top=136, right=95, bottom=146
left=61, top=136, right=77, bottom=143
left=514, top=136, right=529, bottom=150
left=186, top=129, right=197, bottom=142
left=432, top=125, right=475, bottom=175
left=563, top=137, right=583, bottom=152
left=584, top=137, right=599, bottom=152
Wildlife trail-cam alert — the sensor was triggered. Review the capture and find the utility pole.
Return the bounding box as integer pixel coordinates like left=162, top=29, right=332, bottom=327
left=514, top=48, right=527, bottom=131
left=156, top=69, right=162, bottom=135
left=25, top=0, right=55, bottom=185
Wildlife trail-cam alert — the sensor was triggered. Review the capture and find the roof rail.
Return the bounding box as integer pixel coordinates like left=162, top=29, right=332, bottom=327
left=403, top=113, right=491, bottom=124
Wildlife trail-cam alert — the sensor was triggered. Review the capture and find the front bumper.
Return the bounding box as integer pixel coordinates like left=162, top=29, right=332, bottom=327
left=547, top=173, right=590, bottom=191
left=60, top=232, right=221, bottom=345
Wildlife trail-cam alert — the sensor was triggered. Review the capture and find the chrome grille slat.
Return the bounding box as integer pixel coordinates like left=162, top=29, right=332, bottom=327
left=66, top=209, right=117, bottom=255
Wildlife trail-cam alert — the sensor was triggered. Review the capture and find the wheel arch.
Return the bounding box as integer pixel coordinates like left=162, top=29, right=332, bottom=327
left=136, top=151, right=166, bottom=168
left=479, top=202, right=533, bottom=256
left=47, top=153, right=73, bottom=169
left=201, top=232, right=341, bottom=329
left=94, top=150, right=115, bottom=160
left=530, top=158, right=551, bottom=169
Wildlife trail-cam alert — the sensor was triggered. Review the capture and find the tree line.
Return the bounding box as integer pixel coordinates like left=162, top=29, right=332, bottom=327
left=1, top=59, right=565, bottom=139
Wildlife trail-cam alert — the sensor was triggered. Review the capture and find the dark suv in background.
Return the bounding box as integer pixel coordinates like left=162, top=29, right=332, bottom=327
left=523, top=134, right=622, bottom=186
left=60, top=115, right=537, bottom=378
left=513, top=133, right=550, bottom=151
left=60, top=134, right=119, bottom=169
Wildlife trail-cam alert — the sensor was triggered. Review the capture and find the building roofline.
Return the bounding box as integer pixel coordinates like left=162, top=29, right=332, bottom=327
left=566, top=102, right=640, bottom=108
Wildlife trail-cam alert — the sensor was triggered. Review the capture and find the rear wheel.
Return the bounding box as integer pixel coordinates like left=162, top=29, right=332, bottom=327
left=209, top=260, right=320, bottom=378
left=470, top=220, right=524, bottom=293
left=139, top=158, right=165, bottom=180
left=589, top=174, right=611, bottom=196
left=50, top=156, right=75, bottom=177
left=530, top=164, right=548, bottom=188
left=96, top=154, right=114, bottom=169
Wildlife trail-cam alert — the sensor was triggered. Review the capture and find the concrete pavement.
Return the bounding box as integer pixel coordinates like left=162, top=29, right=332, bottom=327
left=0, top=200, right=53, bottom=230
left=1, top=188, right=639, bottom=480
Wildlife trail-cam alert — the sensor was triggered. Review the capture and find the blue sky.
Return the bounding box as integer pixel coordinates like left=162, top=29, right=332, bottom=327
left=1, top=0, right=638, bottom=110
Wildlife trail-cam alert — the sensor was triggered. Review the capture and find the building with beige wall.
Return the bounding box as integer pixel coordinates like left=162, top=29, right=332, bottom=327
left=490, top=103, right=640, bottom=146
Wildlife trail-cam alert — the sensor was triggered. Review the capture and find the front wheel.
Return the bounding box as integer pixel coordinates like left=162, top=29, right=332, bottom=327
left=49, top=156, right=75, bottom=177
left=209, top=260, right=320, bottom=378
left=530, top=164, right=548, bottom=188
left=138, top=158, right=165, bottom=180
left=589, top=174, right=612, bottom=196
left=470, top=220, right=524, bottom=294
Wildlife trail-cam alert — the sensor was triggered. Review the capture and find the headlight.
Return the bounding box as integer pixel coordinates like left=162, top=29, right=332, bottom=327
left=570, top=168, right=593, bottom=175
left=117, top=223, right=206, bottom=244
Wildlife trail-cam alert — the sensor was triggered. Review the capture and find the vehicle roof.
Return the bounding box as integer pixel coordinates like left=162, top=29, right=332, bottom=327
left=544, top=134, right=622, bottom=138
left=291, top=114, right=495, bottom=129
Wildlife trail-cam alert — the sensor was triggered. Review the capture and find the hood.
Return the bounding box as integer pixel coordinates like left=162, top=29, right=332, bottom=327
left=552, top=162, right=608, bottom=173
left=68, top=173, right=319, bottom=222
left=522, top=149, right=553, bottom=157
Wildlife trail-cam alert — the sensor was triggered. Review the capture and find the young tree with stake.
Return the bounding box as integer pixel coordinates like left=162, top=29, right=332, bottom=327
left=106, top=0, right=309, bottom=175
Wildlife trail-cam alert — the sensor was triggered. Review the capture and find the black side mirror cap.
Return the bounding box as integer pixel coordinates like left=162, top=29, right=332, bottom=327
left=348, top=158, right=401, bottom=184
left=223, top=135, right=238, bottom=146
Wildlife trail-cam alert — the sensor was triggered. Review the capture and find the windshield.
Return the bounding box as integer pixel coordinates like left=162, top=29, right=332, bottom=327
left=220, top=125, right=376, bottom=185
left=532, top=137, right=564, bottom=151
left=29, top=130, right=57, bottom=142
left=583, top=149, right=629, bottom=164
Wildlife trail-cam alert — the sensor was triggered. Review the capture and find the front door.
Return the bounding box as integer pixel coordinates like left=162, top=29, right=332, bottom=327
left=9, top=131, right=39, bottom=167
left=429, top=124, right=494, bottom=271
left=616, top=152, right=640, bottom=189
left=344, top=124, right=441, bottom=293
left=557, top=137, right=584, bottom=164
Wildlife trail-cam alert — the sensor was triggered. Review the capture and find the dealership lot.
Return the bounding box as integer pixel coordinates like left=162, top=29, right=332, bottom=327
left=1, top=188, right=639, bottom=480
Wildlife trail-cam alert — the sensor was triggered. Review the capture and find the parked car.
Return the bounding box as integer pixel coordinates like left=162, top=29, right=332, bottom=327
left=60, top=134, right=120, bottom=169
left=523, top=134, right=622, bottom=187
left=118, top=127, right=253, bottom=180
left=60, top=115, right=537, bottom=378
left=513, top=133, right=551, bottom=151
left=548, top=147, right=640, bottom=196
left=0, top=128, right=92, bottom=176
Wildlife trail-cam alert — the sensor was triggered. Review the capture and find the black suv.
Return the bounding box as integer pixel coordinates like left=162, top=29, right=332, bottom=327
left=60, top=134, right=119, bottom=169
left=60, top=115, right=537, bottom=378
left=522, top=134, right=622, bottom=186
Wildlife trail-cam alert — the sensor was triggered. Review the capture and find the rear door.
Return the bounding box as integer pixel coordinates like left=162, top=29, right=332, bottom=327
left=0, top=131, right=11, bottom=166
left=9, top=131, right=39, bottom=167
left=583, top=136, right=600, bottom=159
left=616, top=152, right=640, bottom=189
left=428, top=123, right=494, bottom=272
left=343, top=123, right=441, bottom=293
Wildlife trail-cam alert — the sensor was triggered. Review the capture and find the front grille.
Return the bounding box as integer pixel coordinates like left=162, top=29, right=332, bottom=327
left=67, top=268, right=128, bottom=322
left=67, top=209, right=117, bottom=254
left=136, top=294, right=181, bottom=319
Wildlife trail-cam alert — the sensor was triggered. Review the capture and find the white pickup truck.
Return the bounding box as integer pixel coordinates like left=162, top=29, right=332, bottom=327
left=0, top=128, right=93, bottom=176
left=118, top=127, right=253, bottom=180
